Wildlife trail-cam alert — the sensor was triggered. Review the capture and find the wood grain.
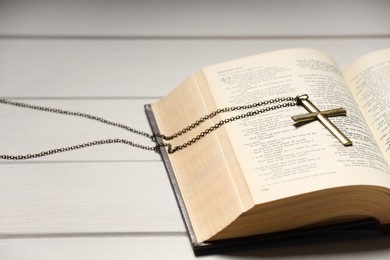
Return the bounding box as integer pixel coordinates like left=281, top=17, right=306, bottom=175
left=0, top=99, right=161, bottom=161
left=1, top=0, right=390, bottom=258
left=1, top=39, right=390, bottom=98
left=0, top=0, right=389, bottom=37
left=0, top=162, right=184, bottom=234
left=1, top=235, right=390, bottom=260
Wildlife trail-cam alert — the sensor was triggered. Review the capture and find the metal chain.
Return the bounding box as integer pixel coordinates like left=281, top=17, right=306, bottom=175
left=0, top=138, right=157, bottom=160
left=0, top=97, right=297, bottom=160
left=162, top=97, right=297, bottom=153
left=0, top=99, right=154, bottom=138
left=157, top=97, right=296, bottom=140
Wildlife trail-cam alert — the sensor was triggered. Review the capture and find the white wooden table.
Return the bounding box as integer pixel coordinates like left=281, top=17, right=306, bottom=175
left=1, top=1, right=390, bottom=259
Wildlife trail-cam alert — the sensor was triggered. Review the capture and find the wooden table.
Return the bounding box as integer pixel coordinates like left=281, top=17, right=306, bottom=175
left=1, top=1, right=390, bottom=259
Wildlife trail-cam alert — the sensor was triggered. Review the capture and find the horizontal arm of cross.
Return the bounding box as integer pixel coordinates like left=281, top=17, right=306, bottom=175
left=291, top=108, right=347, bottom=123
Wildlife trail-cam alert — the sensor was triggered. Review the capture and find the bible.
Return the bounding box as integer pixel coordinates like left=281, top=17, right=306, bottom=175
left=145, top=48, right=390, bottom=254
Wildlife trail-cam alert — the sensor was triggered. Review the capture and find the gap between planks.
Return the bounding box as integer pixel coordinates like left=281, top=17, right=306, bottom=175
left=0, top=160, right=162, bottom=165
left=0, top=34, right=390, bottom=41
left=0, top=231, right=187, bottom=239
left=0, top=96, right=163, bottom=100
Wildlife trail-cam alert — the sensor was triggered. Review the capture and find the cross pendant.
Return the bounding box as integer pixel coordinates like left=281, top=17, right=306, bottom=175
left=292, top=94, right=352, bottom=146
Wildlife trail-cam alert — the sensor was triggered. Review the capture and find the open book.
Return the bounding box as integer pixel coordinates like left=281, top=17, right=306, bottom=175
left=145, top=48, right=390, bottom=254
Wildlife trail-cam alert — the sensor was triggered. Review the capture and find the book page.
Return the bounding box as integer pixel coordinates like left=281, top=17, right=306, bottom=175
left=204, top=48, right=390, bottom=204
left=151, top=72, right=255, bottom=242
left=344, top=49, right=390, bottom=163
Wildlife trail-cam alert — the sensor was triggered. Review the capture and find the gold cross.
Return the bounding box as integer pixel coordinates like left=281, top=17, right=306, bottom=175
left=292, top=94, right=352, bottom=146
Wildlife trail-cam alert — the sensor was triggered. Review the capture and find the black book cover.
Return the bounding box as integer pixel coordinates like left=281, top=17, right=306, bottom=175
left=145, top=104, right=389, bottom=256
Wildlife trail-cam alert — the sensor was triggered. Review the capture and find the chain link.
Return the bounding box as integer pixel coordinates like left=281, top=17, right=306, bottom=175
left=161, top=97, right=297, bottom=153
left=156, top=97, right=296, bottom=140
left=0, top=99, right=154, bottom=138
left=0, top=97, right=297, bottom=160
left=0, top=138, right=157, bottom=160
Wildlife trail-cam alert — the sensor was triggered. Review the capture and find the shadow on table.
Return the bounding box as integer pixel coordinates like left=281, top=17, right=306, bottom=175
left=223, top=233, right=390, bottom=258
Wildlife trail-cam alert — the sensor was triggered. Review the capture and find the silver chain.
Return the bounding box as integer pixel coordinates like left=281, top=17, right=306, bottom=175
left=0, top=97, right=297, bottom=160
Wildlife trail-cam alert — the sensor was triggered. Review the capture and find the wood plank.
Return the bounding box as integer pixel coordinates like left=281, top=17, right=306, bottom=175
left=1, top=235, right=390, bottom=260
left=1, top=1, right=389, bottom=259
left=0, top=99, right=162, bottom=162
left=1, top=38, right=390, bottom=97
left=0, top=0, right=389, bottom=37
left=0, top=162, right=185, bottom=234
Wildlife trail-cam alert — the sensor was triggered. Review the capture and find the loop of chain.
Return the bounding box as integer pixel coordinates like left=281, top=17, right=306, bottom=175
left=0, top=99, right=153, bottom=138
left=156, top=96, right=295, bottom=140
left=160, top=98, right=297, bottom=153
left=0, top=138, right=157, bottom=160
left=0, top=96, right=297, bottom=159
